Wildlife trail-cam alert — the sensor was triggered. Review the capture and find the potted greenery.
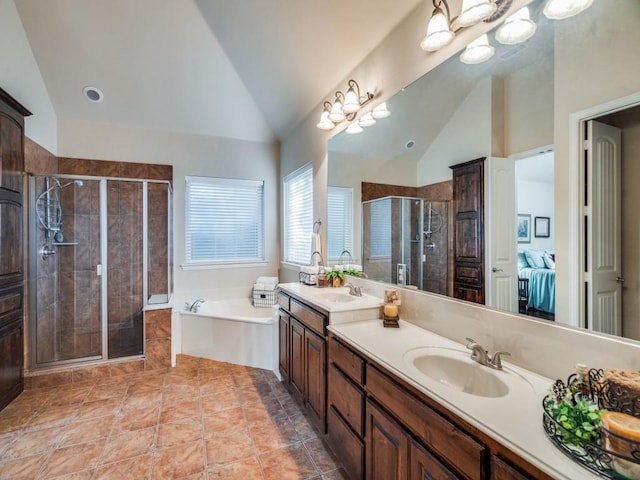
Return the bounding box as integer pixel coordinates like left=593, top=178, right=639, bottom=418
left=326, top=269, right=345, bottom=287
left=344, top=268, right=363, bottom=277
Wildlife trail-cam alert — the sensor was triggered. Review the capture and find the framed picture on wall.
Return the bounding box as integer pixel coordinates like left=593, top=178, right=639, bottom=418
left=535, top=216, right=550, bottom=238
left=517, top=214, right=531, bottom=243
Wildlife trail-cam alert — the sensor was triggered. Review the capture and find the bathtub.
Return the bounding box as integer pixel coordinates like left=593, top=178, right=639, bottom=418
left=172, top=298, right=278, bottom=374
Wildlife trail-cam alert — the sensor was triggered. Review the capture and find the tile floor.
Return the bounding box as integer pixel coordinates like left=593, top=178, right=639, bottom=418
left=0, top=355, right=347, bottom=480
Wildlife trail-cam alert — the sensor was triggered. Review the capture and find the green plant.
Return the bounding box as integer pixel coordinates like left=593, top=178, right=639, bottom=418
left=326, top=270, right=345, bottom=282
left=545, top=398, right=607, bottom=445
left=344, top=268, right=362, bottom=277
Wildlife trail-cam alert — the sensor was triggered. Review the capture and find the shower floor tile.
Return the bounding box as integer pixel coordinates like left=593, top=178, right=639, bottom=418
left=0, top=356, right=347, bottom=479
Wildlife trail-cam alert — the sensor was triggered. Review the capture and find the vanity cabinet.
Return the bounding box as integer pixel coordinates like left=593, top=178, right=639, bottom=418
left=278, top=290, right=328, bottom=432
left=327, top=331, right=553, bottom=480
left=451, top=158, right=485, bottom=305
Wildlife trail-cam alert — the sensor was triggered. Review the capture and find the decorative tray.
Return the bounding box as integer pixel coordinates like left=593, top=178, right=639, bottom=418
left=542, top=368, right=640, bottom=479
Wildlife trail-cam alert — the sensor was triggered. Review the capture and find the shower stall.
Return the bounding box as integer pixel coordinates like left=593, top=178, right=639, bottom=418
left=29, top=175, right=173, bottom=369
left=362, top=196, right=449, bottom=294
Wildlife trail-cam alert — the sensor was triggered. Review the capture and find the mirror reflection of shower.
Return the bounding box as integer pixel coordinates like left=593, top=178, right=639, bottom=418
left=35, top=177, right=83, bottom=257
left=423, top=202, right=443, bottom=250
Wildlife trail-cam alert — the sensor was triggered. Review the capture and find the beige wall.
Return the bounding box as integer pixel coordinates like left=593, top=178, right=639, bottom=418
left=58, top=118, right=280, bottom=298
left=0, top=0, right=57, bottom=153
left=554, top=0, right=640, bottom=323
left=622, top=123, right=640, bottom=341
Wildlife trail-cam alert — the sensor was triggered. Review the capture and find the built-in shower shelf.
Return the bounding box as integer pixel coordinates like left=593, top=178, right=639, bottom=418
left=52, top=242, right=78, bottom=246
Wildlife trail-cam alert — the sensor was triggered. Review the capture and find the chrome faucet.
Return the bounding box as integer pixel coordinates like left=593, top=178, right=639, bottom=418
left=344, top=283, right=363, bottom=297
left=465, top=338, right=510, bottom=370
left=185, top=298, right=205, bottom=313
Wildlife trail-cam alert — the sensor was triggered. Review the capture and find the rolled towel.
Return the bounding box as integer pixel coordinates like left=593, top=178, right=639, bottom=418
left=253, top=283, right=265, bottom=291
left=256, top=276, right=279, bottom=285
left=262, top=283, right=276, bottom=291
left=300, top=265, right=319, bottom=274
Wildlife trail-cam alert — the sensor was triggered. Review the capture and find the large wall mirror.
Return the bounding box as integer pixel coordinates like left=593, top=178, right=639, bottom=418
left=327, top=0, right=640, bottom=342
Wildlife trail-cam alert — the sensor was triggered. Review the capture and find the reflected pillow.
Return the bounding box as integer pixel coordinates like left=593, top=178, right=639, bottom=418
left=517, top=251, right=530, bottom=270
left=524, top=249, right=546, bottom=269
left=543, top=253, right=555, bottom=270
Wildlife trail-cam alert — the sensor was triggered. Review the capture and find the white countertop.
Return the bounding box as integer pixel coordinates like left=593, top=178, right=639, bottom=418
left=278, top=282, right=384, bottom=317
left=328, top=319, right=601, bottom=480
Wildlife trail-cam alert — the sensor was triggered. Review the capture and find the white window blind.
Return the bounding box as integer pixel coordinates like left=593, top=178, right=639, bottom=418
left=327, top=186, right=353, bottom=263
left=284, top=165, right=313, bottom=265
left=369, top=198, right=392, bottom=258
left=185, top=176, right=264, bottom=264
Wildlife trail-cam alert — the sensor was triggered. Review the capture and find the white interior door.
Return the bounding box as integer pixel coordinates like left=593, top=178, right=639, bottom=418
left=586, top=120, right=622, bottom=335
left=486, top=157, right=518, bottom=312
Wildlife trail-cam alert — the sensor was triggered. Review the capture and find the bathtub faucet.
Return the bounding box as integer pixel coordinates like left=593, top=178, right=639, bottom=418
left=185, top=298, right=205, bottom=313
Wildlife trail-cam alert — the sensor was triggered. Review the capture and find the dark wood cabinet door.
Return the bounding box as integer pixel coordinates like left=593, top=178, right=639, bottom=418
left=451, top=158, right=485, bottom=304
left=491, top=456, right=531, bottom=480
left=278, top=313, right=290, bottom=383
left=290, top=317, right=305, bottom=400
left=410, top=439, right=460, bottom=480
left=0, top=113, right=24, bottom=194
left=0, top=318, right=23, bottom=410
left=0, top=192, right=23, bottom=287
left=305, top=328, right=326, bottom=431
left=366, top=399, right=409, bottom=480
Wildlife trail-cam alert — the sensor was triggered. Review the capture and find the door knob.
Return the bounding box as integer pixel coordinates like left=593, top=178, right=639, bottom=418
left=616, top=276, right=625, bottom=283
left=492, top=267, right=503, bottom=272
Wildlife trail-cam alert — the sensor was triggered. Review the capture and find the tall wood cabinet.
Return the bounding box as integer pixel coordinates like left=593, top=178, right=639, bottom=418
left=0, top=88, right=31, bottom=411
left=451, top=158, right=485, bottom=304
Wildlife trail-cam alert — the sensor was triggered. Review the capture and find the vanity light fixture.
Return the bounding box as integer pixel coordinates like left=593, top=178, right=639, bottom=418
left=460, top=33, right=495, bottom=64
left=358, top=112, right=377, bottom=128
left=495, top=6, right=537, bottom=45
left=421, top=0, right=507, bottom=53
left=316, top=79, right=374, bottom=131
left=543, top=0, right=593, bottom=20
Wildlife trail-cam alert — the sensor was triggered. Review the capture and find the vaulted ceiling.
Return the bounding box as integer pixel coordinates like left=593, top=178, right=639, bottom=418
left=15, top=0, right=422, bottom=143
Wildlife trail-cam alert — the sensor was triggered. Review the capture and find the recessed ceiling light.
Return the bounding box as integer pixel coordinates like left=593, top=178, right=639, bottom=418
left=405, top=140, right=416, bottom=149
left=83, top=86, right=104, bottom=103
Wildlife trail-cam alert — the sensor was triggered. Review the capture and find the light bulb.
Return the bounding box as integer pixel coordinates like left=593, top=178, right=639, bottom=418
left=543, top=0, right=593, bottom=20
left=495, top=7, right=537, bottom=45
left=460, top=34, right=495, bottom=64
left=457, top=0, right=497, bottom=28
left=420, top=6, right=454, bottom=52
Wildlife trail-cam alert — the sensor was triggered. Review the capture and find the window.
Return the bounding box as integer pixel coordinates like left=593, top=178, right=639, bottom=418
left=369, top=198, right=391, bottom=258
left=185, top=176, right=264, bottom=265
left=327, top=186, right=353, bottom=263
left=284, top=165, right=313, bottom=265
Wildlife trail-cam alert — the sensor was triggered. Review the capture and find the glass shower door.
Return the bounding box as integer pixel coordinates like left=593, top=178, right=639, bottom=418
left=32, top=176, right=103, bottom=365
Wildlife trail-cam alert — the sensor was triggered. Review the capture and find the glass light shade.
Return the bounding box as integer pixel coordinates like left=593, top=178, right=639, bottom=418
left=328, top=100, right=346, bottom=123
left=316, top=110, right=335, bottom=130
left=420, top=7, right=454, bottom=52
left=345, top=122, right=363, bottom=134
left=543, top=0, right=593, bottom=20
left=495, top=7, right=537, bottom=45
left=342, top=87, right=361, bottom=114
left=359, top=112, right=376, bottom=128
left=371, top=102, right=391, bottom=119
left=457, top=0, right=497, bottom=27
left=460, top=34, right=495, bottom=64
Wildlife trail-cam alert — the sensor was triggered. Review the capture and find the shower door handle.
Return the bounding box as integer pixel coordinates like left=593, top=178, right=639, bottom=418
left=96, top=264, right=102, bottom=276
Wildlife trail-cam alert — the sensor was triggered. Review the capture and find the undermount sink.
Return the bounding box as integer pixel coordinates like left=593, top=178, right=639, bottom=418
left=403, top=347, right=531, bottom=398
left=315, top=292, right=356, bottom=303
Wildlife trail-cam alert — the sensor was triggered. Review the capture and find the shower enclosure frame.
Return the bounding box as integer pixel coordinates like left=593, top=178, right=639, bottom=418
left=28, top=174, right=173, bottom=370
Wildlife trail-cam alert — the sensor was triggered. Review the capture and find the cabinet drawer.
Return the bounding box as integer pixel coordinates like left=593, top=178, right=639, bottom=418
left=0, top=285, right=22, bottom=328
left=367, top=365, right=486, bottom=480
left=278, top=291, right=290, bottom=310
left=329, top=335, right=365, bottom=386
left=410, top=438, right=459, bottom=480
left=491, top=455, right=532, bottom=480
left=290, top=298, right=326, bottom=336
left=328, top=405, right=364, bottom=480
left=328, top=363, right=364, bottom=437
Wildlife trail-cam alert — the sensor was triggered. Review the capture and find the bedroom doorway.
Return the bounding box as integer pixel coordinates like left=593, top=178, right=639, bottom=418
left=515, top=151, right=555, bottom=321
left=580, top=103, right=640, bottom=340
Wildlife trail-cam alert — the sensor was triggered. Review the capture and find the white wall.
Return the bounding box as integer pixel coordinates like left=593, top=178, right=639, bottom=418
left=516, top=180, right=554, bottom=251
left=0, top=0, right=57, bottom=153
left=58, top=118, right=280, bottom=300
